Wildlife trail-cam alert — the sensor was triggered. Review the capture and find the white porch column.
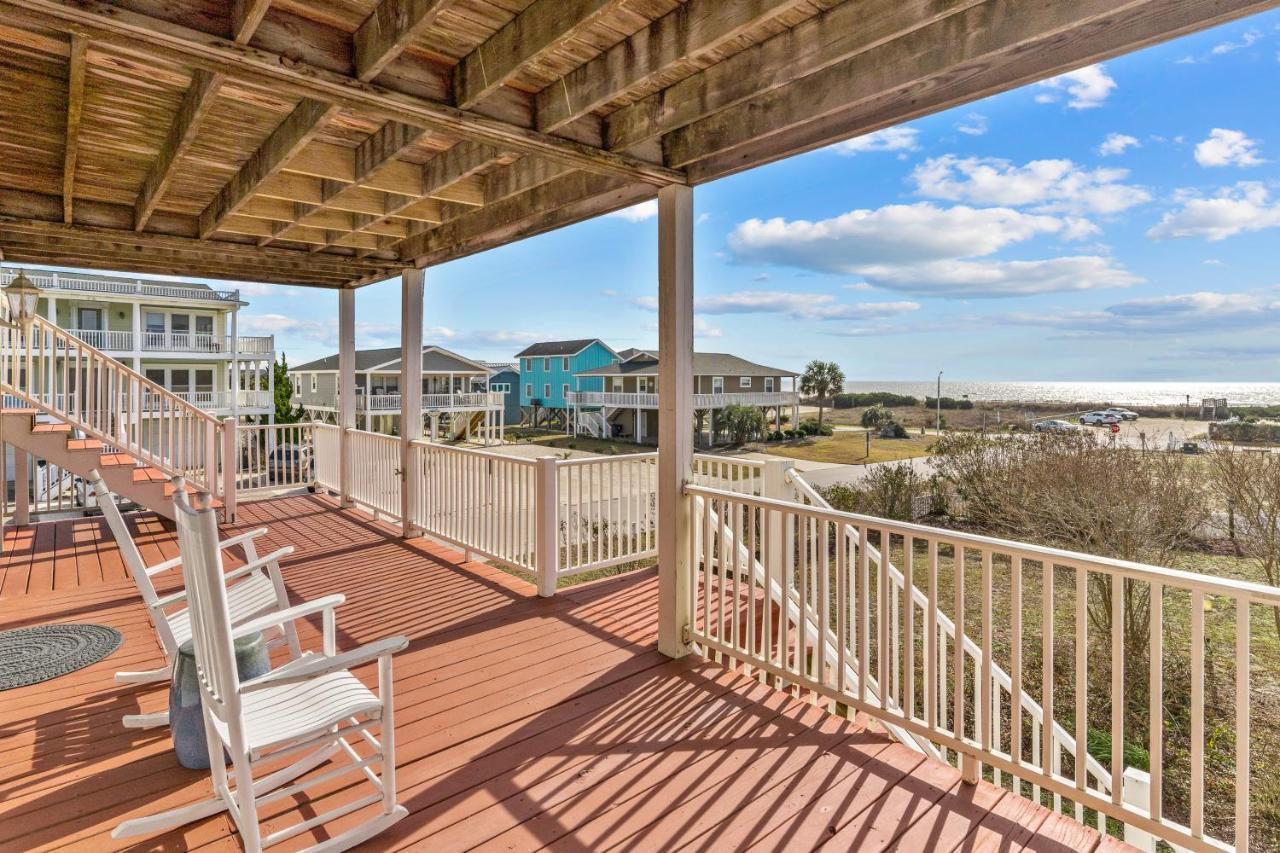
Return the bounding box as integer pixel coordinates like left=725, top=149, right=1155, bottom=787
left=230, top=308, right=240, bottom=422
left=657, top=184, right=694, bottom=659
left=267, top=349, right=275, bottom=428
left=338, top=289, right=356, bottom=507
left=400, top=269, right=424, bottom=536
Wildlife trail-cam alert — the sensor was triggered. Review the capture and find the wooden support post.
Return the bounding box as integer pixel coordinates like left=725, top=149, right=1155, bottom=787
left=761, top=458, right=793, bottom=581
left=399, top=268, right=424, bottom=536
left=657, top=183, right=694, bottom=659
left=338, top=288, right=356, bottom=507
left=221, top=416, right=237, bottom=523
left=13, top=450, right=29, bottom=526
left=534, top=455, right=558, bottom=598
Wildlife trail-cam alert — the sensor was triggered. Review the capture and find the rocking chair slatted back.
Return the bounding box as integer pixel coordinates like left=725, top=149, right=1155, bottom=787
left=171, top=481, right=238, bottom=721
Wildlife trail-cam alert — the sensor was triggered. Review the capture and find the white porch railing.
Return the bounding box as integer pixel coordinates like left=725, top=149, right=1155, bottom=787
left=3, top=268, right=239, bottom=303
left=234, top=423, right=316, bottom=493
left=684, top=480, right=1268, bottom=853
left=140, top=331, right=273, bottom=354
left=568, top=390, right=798, bottom=409
left=555, top=453, right=658, bottom=578
left=61, top=329, right=134, bottom=351
left=170, top=389, right=272, bottom=410
left=359, top=391, right=504, bottom=411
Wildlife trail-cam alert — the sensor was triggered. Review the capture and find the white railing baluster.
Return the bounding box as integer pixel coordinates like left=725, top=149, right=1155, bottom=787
left=1190, top=589, right=1205, bottom=840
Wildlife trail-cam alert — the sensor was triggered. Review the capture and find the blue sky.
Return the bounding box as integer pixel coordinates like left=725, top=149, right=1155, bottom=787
left=38, top=11, right=1280, bottom=380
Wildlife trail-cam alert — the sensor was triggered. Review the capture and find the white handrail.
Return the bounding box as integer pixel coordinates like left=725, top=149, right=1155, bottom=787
left=0, top=314, right=221, bottom=488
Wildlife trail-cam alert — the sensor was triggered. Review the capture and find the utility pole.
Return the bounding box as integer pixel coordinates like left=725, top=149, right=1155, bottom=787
left=936, top=370, right=943, bottom=432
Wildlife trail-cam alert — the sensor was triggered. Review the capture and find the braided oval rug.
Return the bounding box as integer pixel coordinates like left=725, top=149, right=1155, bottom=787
left=0, top=623, right=123, bottom=690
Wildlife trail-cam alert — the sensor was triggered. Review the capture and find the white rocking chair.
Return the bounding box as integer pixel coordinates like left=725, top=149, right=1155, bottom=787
left=113, top=481, right=409, bottom=851
left=89, top=469, right=302, bottom=729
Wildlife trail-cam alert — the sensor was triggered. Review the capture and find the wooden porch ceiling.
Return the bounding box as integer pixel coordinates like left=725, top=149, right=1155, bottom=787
left=0, top=0, right=1273, bottom=288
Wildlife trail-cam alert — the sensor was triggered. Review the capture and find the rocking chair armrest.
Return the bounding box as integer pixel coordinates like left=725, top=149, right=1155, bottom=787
left=220, top=547, right=295, bottom=585
left=229, top=594, right=346, bottom=641
left=239, top=636, right=409, bottom=693
left=149, top=547, right=294, bottom=609
left=141, top=529, right=270, bottom=578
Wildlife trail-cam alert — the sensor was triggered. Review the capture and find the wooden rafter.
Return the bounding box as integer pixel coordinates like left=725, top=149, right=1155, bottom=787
left=453, top=0, right=627, bottom=110
left=61, top=34, right=86, bottom=224
left=354, top=0, right=455, bottom=82
left=533, top=0, right=816, bottom=134
left=664, top=0, right=1279, bottom=170
left=230, top=0, right=272, bottom=44
left=0, top=0, right=685, bottom=187
left=197, top=99, right=340, bottom=239
left=134, top=69, right=224, bottom=231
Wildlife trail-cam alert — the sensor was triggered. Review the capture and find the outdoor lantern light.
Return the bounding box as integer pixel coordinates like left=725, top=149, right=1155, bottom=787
left=3, top=268, right=40, bottom=326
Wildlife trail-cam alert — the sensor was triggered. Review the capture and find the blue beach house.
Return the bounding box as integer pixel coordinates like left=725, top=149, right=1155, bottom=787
left=515, top=339, right=617, bottom=427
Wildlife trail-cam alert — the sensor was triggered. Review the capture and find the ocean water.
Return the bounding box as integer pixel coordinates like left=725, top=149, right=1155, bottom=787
left=843, top=380, right=1280, bottom=407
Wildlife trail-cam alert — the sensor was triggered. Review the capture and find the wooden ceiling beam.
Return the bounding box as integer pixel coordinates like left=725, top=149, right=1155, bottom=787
left=197, top=99, right=341, bottom=239
left=666, top=0, right=1278, bottom=170
left=604, top=0, right=983, bottom=154
left=2, top=0, right=684, bottom=186
left=534, top=0, right=815, bottom=134
left=454, top=0, right=625, bottom=110
left=134, top=69, right=224, bottom=230
left=61, top=34, right=86, bottom=224
left=398, top=171, right=652, bottom=266
left=353, top=0, right=455, bottom=82
left=230, top=0, right=272, bottom=44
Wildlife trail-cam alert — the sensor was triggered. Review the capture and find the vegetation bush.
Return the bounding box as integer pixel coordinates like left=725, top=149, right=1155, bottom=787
left=924, top=396, right=975, bottom=410
left=818, top=462, right=933, bottom=522
left=833, top=391, right=919, bottom=409
left=878, top=421, right=909, bottom=439
left=719, top=404, right=767, bottom=444
left=860, top=404, right=895, bottom=429
left=768, top=430, right=785, bottom=442
left=796, top=418, right=833, bottom=437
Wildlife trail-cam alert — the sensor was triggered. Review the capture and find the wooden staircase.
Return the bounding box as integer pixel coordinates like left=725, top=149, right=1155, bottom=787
left=2, top=408, right=214, bottom=521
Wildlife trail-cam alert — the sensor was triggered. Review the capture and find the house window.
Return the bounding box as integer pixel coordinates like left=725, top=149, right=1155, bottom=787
left=525, top=358, right=533, bottom=372
left=562, top=357, right=570, bottom=370
left=544, top=383, right=552, bottom=399
left=740, top=376, right=752, bottom=388
left=562, top=384, right=570, bottom=400
left=145, top=368, right=166, bottom=388
left=171, top=370, right=191, bottom=394
left=612, top=377, right=623, bottom=392
left=310, top=374, right=317, bottom=392
left=765, top=376, right=775, bottom=393
left=712, top=376, right=724, bottom=394
left=543, top=357, right=551, bottom=371
left=526, top=383, right=533, bottom=398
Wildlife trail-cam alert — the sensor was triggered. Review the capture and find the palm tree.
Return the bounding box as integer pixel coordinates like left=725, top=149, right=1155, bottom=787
left=799, top=360, right=845, bottom=430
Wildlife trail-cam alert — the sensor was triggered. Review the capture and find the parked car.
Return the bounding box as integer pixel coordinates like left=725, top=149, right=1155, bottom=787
left=1079, top=411, right=1121, bottom=425
left=1103, top=407, right=1139, bottom=421
left=267, top=444, right=313, bottom=484
left=1033, top=419, right=1078, bottom=433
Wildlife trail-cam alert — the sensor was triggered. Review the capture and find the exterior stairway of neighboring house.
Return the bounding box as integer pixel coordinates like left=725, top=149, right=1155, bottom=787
left=1, top=409, right=213, bottom=520
left=450, top=409, right=488, bottom=441
left=575, top=407, right=615, bottom=438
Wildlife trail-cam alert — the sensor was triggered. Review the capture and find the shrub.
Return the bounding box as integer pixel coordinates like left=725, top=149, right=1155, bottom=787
left=818, top=462, right=930, bottom=521
left=860, top=404, right=896, bottom=429
left=835, top=391, right=919, bottom=408
left=925, top=396, right=975, bottom=410
left=879, top=421, right=908, bottom=439
left=797, top=418, right=833, bottom=437
left=769, top=430, right=785, bottom=442
left=719, top=404, right=767, bottom=444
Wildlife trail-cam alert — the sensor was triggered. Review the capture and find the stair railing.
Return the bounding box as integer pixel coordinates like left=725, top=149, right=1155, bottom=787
left=0, top=313, right=220, bottom=490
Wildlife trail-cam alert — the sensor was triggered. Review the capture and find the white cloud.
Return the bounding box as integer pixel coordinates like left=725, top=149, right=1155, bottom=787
left=694, top=317, right=722, bottom=338
left=955, top=113, right=988, bottom=136
left=1007, top=290, right=1280, bottom=336
left=1147, top=182, right=1280, bottom=241
left=633, top=290, right=919, bottom=320
left=727, top=203, right=1139, bottom=298
left=831, top=126, right=920, bottom=156
left=851, top=256, right=1141, bottom=298
left=1034, top=64, right=1116, bottom=109
left=1211, top=28, right=1263, bottom=55
left=601, top=288, right=619, bottom=297
left=607, top=199, right=658, bottom=222
left=1098, top=133, right=1140, bottom=156
left=1194, top=128, right=1265, bottom=167
left=911, top=155, right=1150, bottom=215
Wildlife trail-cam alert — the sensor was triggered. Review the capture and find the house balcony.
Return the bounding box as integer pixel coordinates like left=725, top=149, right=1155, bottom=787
left=170, top=388, right=272, bottom=412
left=61, top=328, right=274, bottom=357
left=0, top=491, right=1144, bottom=851
left=2, top=268, right=241, bottom=303
left=297, top=391, right=505, bottom=412
left=567, top=389, right=799, bottom=409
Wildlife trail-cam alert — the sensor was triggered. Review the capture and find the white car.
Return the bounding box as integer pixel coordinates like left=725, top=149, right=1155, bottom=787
left=1079, top=411, right=1121, bottom=426
left=1033, top=419, right=1078, bottom=433
left=1103, top=407, right=1139, bottom=421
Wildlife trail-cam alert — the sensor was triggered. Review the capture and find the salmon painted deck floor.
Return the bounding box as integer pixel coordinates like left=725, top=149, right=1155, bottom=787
left=0, top=495, right=1128, bottom=852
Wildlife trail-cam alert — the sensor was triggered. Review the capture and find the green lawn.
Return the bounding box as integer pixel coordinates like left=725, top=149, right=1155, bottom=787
left=765, top=432, right=935, bottom=465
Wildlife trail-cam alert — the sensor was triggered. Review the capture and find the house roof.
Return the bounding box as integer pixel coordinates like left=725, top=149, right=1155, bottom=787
left=577, top=352, right=796, bottom=378
left=292, top=345, right=488, bottom=374
left=514, top=339, right=605, bottom=358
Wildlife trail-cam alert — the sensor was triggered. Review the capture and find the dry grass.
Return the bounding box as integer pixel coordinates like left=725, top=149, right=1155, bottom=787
left=765, top=432, right=935, bottom=465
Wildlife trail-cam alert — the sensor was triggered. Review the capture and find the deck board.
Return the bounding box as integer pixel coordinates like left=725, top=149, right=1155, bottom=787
left=0, top=494, right=1127, bottom=852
